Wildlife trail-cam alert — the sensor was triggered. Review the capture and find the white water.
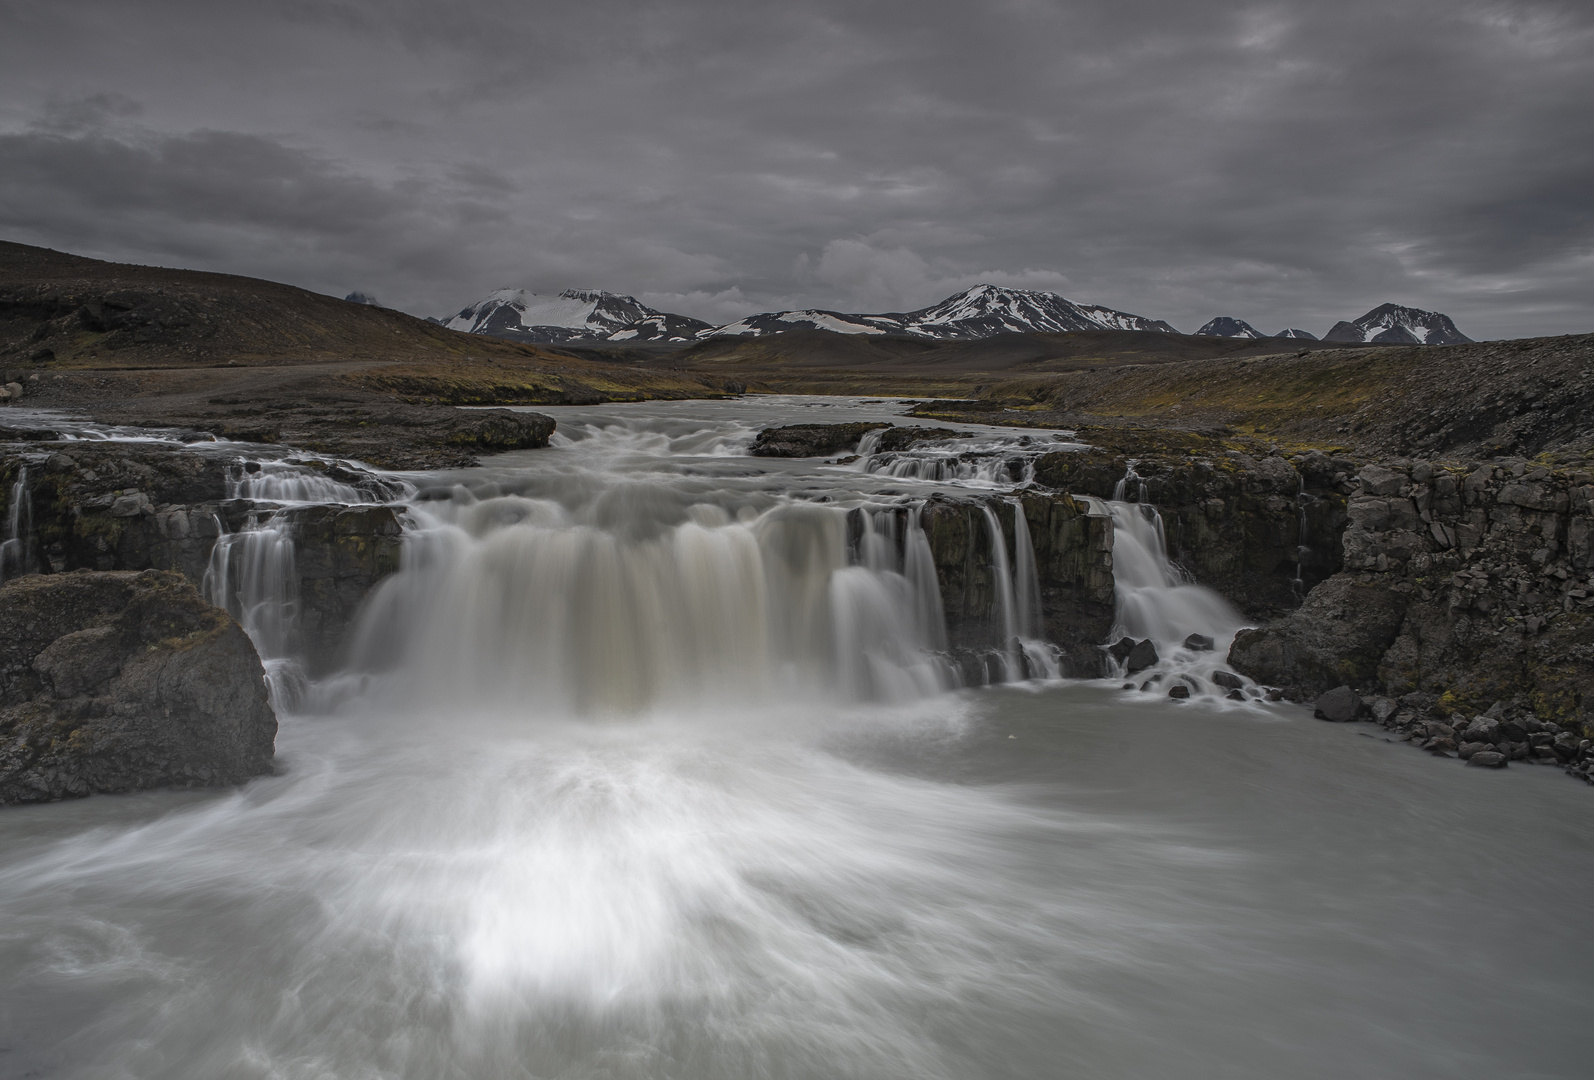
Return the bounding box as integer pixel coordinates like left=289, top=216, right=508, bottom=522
left=1, top=463, right=33, bottom=583
left=2, top=398, right=1589, bottom=1079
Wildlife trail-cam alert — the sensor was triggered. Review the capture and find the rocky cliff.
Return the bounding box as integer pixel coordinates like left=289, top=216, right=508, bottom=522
left=1, top=443, right=404, bottom=666
left=1230, top=457, right=1594, bottom=736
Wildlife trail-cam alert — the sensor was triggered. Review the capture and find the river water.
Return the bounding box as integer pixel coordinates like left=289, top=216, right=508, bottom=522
left=1, top=397, right=1590, bottom=1079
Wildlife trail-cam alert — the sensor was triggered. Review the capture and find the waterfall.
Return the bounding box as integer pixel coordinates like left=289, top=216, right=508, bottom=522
left=1105, top=468, right=1254, bottom=701
left=1011, top=501, right=1043, bottom=640
left=1, top=464, right=34, bottom=584
left=203, top=513, right=307, bottom=712
left=1293, top=476, right=1310, bottom=600
left=341, top=495, right=984, bottom=714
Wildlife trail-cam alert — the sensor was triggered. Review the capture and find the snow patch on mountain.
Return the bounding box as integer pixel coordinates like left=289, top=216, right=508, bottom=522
left=442, top=288, right=712, bottom=344
left=698, top=284, right=1178, bottom=340
left=1195, top=316, right=1266, bottom=339
left=1274, top=328, right=1318, bottom=339
left=1323, top=303, right=1472, bottom=345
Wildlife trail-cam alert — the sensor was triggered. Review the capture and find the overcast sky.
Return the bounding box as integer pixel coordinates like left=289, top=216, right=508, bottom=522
left=1, top=0, right=1590, bottom=339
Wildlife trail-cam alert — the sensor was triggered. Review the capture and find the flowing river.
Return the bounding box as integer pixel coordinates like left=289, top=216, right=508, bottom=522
left=1, top=397, right=1590, bottom=1079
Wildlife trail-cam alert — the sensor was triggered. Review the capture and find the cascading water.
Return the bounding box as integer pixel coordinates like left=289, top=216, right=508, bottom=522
left=1105, top=466, right=1256, bottom=700
left=0, top=463, right=34, bottom=583
left=203, top=513, right=307, bottom=712
left=3, top=399, right=1588, bottom=1080
left=854, top=429, right=1056, bottom=487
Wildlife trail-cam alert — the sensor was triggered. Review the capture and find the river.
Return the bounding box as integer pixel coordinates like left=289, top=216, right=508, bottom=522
left=1, top=396, right=1590, bottom=1079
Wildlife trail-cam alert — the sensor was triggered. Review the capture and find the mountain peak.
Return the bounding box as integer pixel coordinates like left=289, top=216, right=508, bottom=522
left=1323, top=303, right=1471, bottom=345
left=1195, top=316, right=1265, bottom=339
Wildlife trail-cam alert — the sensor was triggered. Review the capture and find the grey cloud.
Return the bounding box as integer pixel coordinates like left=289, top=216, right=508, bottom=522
left=0, top=0, right=1589, bottom=337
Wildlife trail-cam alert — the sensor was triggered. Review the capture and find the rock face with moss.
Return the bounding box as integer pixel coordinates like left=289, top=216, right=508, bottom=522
left=916, top=494, right=1115, bottom=674
left=1, top=444, right=403, bottom=660
left=0, top=570, right=276, bottom=804
left=1033, top=434, right=1353, bottom=618
left=1230, top=457, right=1594, bottom=737
left=750, top=422, right=890, bottom=457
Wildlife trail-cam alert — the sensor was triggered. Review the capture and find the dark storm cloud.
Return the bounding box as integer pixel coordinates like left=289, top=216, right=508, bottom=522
left=0, top=0, right=1589, bottom=337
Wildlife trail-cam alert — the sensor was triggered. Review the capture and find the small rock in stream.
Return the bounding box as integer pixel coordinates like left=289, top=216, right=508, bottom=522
left=1183, top=633, right=1216, bottom=652
left=1313, top=685, right=1361, bottom=722
left=1467, top=751, right=1508, bottom=769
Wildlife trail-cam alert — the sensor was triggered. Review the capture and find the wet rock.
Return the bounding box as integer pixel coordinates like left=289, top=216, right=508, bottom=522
left=1107, top=637, right=1136, bottom=663
left=1211, top=670, right=1243, bottom=691
left=1467, top=751, right=1508, bottom=769
left=1461, top=716, right=1502, bottom=745
left=749, top=423, right=890, bottom=457
left=1228, top=575, right=1409, bottom=698
left=1457, top=741, right=1493, bottom=760
left=1183, top=633, right=1215, bottom=652
left=1313, top=685, right=1361, bottom=722
left=0, top=570, right=276, bottom=805
left=874, top=426, right=963, bottom=452
left=1125, top=639, right=1159, bottom=674
left=1426, top=720, right=1456, bottom=741
left=1369, top=697, right=1398, bottom=724
left=1168, top=684, right=1190, bottom=699
left=1226, top=689, right=1245, bottom=700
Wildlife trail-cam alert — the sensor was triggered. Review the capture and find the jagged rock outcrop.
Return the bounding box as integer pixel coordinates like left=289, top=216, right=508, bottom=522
left=918, top=493, right=1114, bottom=673
left=1228, top=457, right=1594, bottom=737
left=750, top=423, right=889, bottom=457
left=1033, top=438, right=1352, bottom=617
left=1, top=444, right=405, bottom=659
left=0, top=570, right=276, bottom=804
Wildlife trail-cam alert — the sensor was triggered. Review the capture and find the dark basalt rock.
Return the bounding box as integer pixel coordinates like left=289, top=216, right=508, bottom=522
left=1229, top=576, right=1409, bottom=698
left=1168, top=684, right=1190, bottom=699
left=1183, top=633, right=1215, bottom=652
left=1124, top=638, right=1159, bottom=674
left=0, top=570, right=276, bottom=805
left=1313, top=685, right=1361, bottom=722
left=749, top=422, right=890, bottom=457
left=1467, top=751, right=1508, bottom=769
left=873, top=426, right=963, bottom=452
left=1211, top=670, right=1243, bottom=691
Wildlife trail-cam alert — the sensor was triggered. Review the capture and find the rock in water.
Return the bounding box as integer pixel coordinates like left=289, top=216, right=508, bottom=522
left=0, top=570, right=276, bottom=805
left=1183, top=633, right=1215, bottom=652
left=749, top=423, right=890, bottom=457
left=1467, top=751, right=1508, bottom=769
left=1125, top=639, right=1159, bottom=674
left=1314, top=685, right=1361, bottom=722
left=1168, top=684, right=1190, bottom=699
left=1212, top=670, right=1243, bottom=691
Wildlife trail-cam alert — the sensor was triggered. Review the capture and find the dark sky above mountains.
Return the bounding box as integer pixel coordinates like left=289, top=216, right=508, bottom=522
left=1, top=0, right=1589, bottom=339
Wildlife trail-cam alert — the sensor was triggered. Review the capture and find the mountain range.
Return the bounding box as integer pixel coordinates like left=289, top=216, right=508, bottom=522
left=432, top=283, right=1470, bottom=346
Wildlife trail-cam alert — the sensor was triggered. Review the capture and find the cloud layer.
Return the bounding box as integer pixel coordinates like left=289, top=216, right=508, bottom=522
left=1, top=0, right=1590, bottom=338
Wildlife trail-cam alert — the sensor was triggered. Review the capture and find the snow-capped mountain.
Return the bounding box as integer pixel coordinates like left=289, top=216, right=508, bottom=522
left=1274, top=328, right=1318, bottom=340
left=344, top=291, right=381, bottom=307
left=443, top=289, right=712, bottom=344
left=1194, top=316, right=1265, bottom=339
left=1322, top=304, right=1471, bottom=345
left=699, top=285, right=1177, bottom=340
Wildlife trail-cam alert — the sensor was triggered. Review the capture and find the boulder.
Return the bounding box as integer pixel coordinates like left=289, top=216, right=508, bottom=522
left=0, top=570, right=276, bottom=805
left=1467, top=751, right=1508, bottom=769
left=1461, top=716, right=1502, bottom=745
left=1183, top=633, right=1216, bottom=652
left=1228, top=575, right=1409, bottom=697
left=1313, top=685, right=1361, bottom=722
left=1125, top=638, right=1159, bottom=674
left=1212, top=670, right=1243, bottom=690
left=1168, top=684, right=1190, bottom=699
left=1457, top=741, right=1493, bottom=760
left=749, top=423, right=890, bottom=457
